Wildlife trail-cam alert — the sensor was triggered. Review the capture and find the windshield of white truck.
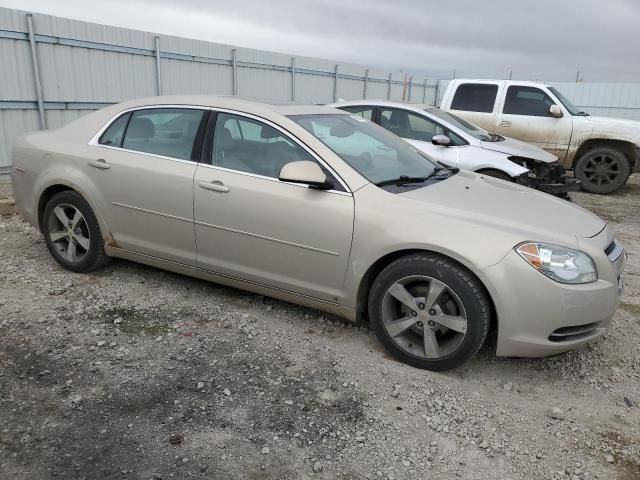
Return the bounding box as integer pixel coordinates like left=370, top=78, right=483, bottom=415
left=548, top=87, right=585, bottom=116
left=425, top=108, right=497, bottom=142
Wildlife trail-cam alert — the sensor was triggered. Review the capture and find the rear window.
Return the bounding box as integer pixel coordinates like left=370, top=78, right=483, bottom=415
left=450, top=83, right=498, bottom=113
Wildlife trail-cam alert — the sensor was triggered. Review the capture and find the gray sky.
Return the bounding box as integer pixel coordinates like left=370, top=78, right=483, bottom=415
left=2, top=0, right=639, bottom=82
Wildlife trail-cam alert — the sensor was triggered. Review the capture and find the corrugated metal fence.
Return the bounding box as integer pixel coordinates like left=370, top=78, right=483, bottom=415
left=436, top=80, right=640, bottom=121
left=0, top=7, right=438, bottom=171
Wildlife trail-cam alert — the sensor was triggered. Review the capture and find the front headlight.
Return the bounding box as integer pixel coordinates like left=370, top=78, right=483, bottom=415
left=515, top=242, right=597, bottom=284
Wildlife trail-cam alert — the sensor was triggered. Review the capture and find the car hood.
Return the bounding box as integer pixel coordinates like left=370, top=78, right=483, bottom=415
left=400, top=171, right=605, bottom=240
left=479, top=137, right=558, bottom=163
left=576, top=115, right=640, bottom=144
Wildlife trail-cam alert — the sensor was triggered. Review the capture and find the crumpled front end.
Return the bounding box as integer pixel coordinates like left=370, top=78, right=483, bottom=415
left=509, top=156, right=581, bottom=200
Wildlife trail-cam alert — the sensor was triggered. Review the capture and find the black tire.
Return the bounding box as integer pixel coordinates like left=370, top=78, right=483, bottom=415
left=574, top=147, right=630, bottom=194
left=477, top=169, right=512, bottom=182
left=368, top=253, right=491, bottom=371
left=43, top=190, right=110, bottom=272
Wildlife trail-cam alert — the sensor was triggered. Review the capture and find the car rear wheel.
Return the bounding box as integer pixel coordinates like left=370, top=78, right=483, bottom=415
left=368, top=253, right=491, bottom=371
left=574, top=147, right=630, bottom=194
left=43, top=190, right=110, bottom=272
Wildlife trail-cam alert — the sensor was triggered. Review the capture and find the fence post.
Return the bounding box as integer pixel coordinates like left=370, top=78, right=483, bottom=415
left=434, top=81, right=439, bottom=107
left=401, top=73, right=408, bottom=101
left=232, top=49, right=238, bottom=96
left=333, top=64, right=339, bottom=102
left=363, top=69, right=369, bottom=99
left=423, top=78, right=427, bottom=104
left=407, top=75, right=412, bottom=102
left=387, top=73, right=392, bottom=99
left=154, top=36, right=162, bottom=95
left=26, top=13, right=46, bottom=129
left=291, top=57, right=296, bottom=102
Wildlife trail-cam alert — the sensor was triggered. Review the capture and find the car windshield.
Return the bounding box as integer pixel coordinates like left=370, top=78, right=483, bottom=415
left=548, top=87, right=583, bottom=116
left=289, top=114, right=439, bottom=185
left=425, top=108, right=494, bottom=141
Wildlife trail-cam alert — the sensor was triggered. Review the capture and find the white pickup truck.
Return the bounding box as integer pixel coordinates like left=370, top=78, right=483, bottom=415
left=440, top=79, right=640, bottom=194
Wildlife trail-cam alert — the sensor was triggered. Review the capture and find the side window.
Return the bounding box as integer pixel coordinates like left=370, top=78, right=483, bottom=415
left=503, top=86, right=556, bottom=117
left=121, top=108, right=205, bottom=160
left=339, top=106, right=374, bottom=121
left=99, top=112, right=131, bottom=147
left=380, top=108, right=410, bottom=137
left=380, top=108, right=443, bottom=141
left=212, top=113, right=318, bottom=179
left=450, top=83, right=498, bottom=113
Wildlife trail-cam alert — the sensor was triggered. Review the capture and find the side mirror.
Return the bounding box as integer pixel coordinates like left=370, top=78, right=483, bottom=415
left=279, top=161, right=333, bottom=190
left=432, top=134, right=451, bottom=146
left=550, top=105, right=563, bottom=118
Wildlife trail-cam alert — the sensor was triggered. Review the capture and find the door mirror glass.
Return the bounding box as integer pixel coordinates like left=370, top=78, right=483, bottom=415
left=549, top=105, right=563, bottom=118
left=279, top=161, right=333, bottom=189
left=432, top=134, right=451, bottom=146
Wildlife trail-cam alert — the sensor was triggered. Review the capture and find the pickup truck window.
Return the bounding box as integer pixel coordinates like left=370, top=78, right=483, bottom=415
left=503, top=86, right=556, bottom=117
left=450, top=83, right=498, bottom=113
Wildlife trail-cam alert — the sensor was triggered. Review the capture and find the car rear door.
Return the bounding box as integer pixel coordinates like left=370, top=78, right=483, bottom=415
left=83, top=107, right=207, bottom=265
left=193, top=110, right=354, bottom=302
left=494, top=85, right=573, bottom=161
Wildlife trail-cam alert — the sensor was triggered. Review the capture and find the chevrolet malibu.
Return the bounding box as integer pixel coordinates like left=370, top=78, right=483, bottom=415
left=11, top=96, right=626, bottom=371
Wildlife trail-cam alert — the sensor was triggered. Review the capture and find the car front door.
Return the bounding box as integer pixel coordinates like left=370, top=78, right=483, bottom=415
left=193, top=111, right=354, bottom=302
left=495, top=85, right=573, bottom=161
left=378, top=108, right=463, bottom=168
left=83, top=107, right=207, bottom=265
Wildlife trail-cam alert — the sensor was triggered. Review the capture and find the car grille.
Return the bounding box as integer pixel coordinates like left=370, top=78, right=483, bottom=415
left=548, top=322, right=602, bottom=342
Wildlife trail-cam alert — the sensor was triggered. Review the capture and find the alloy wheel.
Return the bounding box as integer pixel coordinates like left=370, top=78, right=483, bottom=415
left=47, top=203, right=91, bottom=263
left=380, top=275, right=467, bottom=359
left=582, top=154, right=621, bottom=187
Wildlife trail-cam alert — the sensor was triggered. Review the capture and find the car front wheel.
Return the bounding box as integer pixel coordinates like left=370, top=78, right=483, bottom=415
left=574, top=147, right=630, bottom=194
left=368, top=253, right=491, bottom=371
left=43, top=190, right=110, bottom=272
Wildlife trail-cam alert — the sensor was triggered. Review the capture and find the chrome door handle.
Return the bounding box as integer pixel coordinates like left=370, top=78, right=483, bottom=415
left=199, top=180, right=230, bottom=193
left=500, top=120, right=512, bottom=127
left=88, top=159, right=110, bottom=169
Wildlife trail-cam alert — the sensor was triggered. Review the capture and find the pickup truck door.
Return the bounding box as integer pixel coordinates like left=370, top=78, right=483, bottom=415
left=494, top=85, right=573, bottom=162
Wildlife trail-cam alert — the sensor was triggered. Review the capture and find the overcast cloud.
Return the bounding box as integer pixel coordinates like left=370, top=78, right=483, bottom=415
left=1, top=0, right=639, bottom=82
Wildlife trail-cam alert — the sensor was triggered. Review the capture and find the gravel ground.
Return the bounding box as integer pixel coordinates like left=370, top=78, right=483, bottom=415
left=0, top=174, right=639, bottom=480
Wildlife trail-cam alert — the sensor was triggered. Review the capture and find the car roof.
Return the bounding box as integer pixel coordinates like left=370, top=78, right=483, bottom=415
left=329, top=99, right=439, bottom=116
left=110, top=95, right=346, bottom=118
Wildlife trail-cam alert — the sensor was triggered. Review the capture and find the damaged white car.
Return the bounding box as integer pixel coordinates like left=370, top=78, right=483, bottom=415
left=330, top=100, right=578, bottom=199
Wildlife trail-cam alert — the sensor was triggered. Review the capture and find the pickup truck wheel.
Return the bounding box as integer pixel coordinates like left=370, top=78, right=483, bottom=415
left=368, top=253, right=491, bottom=371
left=575, top=148, right=630, bottom=194
left=477, top=169, right=512, bottom=182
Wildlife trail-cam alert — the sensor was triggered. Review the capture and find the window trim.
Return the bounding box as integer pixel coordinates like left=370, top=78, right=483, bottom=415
left=203, top=107, right=351, bottom=195
left=89, top=105, right=211, bottom=166
left=89, top=104, right=352, bottom=195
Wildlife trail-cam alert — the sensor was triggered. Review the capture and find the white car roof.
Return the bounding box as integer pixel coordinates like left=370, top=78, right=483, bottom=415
left=328, top=100, right=468, bottom=137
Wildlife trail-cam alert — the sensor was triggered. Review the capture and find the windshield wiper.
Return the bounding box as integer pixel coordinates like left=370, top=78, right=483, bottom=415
left=577, top=111, right=590, bottom=116
left=375, top=175, right=429, bottom=187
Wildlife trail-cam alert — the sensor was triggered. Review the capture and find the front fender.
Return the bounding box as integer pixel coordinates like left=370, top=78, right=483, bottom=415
left=459, top=149, right=528, bottom=177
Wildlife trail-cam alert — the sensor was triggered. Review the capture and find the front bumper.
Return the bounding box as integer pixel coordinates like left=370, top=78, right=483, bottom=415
left=483, top=234, right=625, bottom=358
